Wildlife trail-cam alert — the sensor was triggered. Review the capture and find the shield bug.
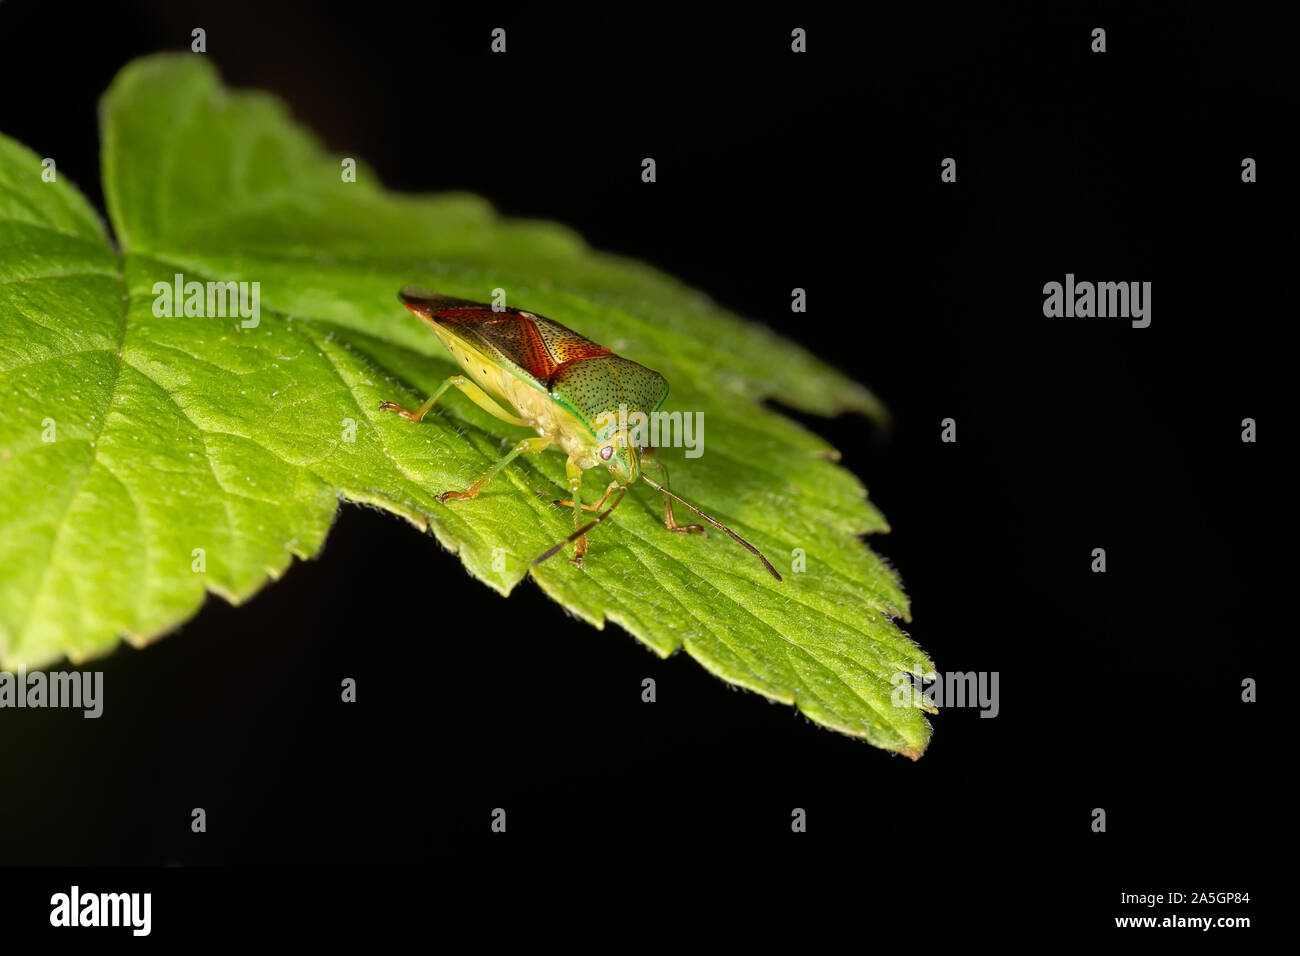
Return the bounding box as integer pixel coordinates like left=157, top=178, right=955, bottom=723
left=380, top=286, right=781, bottom=580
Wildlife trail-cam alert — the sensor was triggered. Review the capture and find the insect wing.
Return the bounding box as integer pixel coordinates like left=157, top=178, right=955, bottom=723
left=400, top=286, right=610, bottom=388
left=399, top=286, right=668, bottom=422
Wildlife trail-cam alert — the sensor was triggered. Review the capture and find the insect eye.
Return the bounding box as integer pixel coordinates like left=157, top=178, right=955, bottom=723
left=599, top=445, right=614, bottom=461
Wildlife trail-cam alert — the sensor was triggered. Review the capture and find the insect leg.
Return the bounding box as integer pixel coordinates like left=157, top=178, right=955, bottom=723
left=553, top=480, right=619, bottom=513
left=565, top=458, right=589, bottom=564
left=640, top=451, right=707, bottom=536
left=438, top=436, right=553, bottom=503
left=380, top=375, right=529, bottom=427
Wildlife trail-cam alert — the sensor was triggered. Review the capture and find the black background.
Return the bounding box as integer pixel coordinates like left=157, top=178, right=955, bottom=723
left=0, top=0, right=1281, bottom=938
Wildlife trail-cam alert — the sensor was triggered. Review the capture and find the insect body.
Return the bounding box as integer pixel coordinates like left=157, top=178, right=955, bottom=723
left=381, top=286, right=781, bottom=580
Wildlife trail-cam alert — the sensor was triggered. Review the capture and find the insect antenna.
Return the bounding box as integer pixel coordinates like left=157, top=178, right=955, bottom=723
left=531, top=488, right=629, bottom=567
left=640, top=475, right=783, bottom=581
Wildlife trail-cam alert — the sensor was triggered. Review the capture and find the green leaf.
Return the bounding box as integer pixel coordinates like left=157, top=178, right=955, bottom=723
left=0, top=55, right=935, bottom=756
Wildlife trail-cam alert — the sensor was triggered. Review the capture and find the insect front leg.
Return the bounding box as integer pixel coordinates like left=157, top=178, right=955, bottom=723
left=565, top=458, right=590, bottom=565
left=640, top=451, right=706, bottom=536
left=438, top=436, right=553, bottom=503
left=380, top=374, right=529, bottom=427
left=553, top=480, right=619, bottom=513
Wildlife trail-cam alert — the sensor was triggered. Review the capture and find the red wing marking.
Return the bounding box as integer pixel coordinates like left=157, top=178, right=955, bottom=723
left=434, top=308, right=611, bottom=384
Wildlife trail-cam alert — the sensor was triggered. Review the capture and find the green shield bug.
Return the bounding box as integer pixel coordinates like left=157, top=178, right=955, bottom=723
left=380, top=286, right=782, bottom=580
